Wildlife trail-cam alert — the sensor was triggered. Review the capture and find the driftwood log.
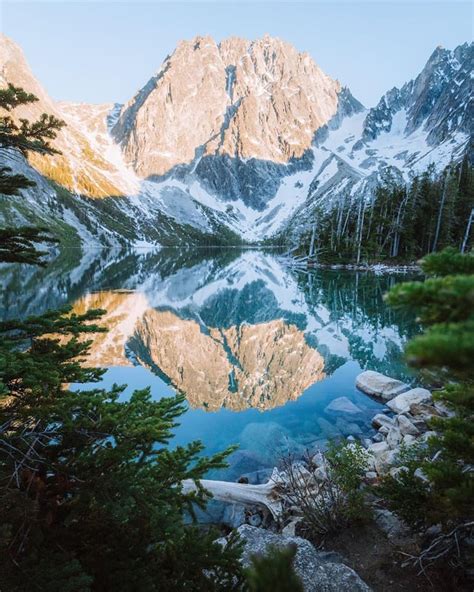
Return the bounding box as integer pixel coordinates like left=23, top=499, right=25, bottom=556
left=182, top=469, right=284, bottom=520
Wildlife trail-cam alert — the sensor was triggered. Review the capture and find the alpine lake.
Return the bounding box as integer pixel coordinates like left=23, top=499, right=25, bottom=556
left=1, top=247, right=421, bottom=484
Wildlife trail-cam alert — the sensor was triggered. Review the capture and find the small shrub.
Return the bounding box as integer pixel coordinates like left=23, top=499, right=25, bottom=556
left=377, top=443, right=433, bottom=528
left=281, top=442, right=370, bottom=539
left=245, top=545, right=304, bottom=592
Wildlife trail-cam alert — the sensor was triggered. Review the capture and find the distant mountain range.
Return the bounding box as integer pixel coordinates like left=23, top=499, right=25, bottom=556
left=0, top=34, right=471, bottom=248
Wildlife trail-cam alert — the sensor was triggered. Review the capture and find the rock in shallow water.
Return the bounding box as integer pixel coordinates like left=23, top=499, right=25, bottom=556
left=324, top=397, right=363, bottom=415
left=235, top=525, right=372, bottom=591
left=356, top=371, right=410, bottom=401
left=386, top=388, right=432, bottom=414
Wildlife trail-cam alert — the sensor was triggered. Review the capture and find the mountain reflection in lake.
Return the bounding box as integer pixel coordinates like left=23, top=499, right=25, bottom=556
left=0, top=248, right=421, bottom=480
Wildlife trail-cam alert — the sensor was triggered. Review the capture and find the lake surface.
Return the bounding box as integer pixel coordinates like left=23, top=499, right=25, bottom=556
left=0, top=248, right=421, bottom=481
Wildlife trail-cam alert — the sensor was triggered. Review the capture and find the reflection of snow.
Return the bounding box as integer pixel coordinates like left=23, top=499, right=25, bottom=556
left=118, top=250, right=408, bottom=368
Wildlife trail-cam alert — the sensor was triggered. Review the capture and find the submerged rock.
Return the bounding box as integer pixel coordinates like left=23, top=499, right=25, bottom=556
left=356, top=371, right=410, bottom=401
left=324, top=397, right=363, bottom=415
left=235, top=524, right=372, bottom=591
left=222, top=504, right=247, bottom=529
left=335, top=418, right=363, bottom=437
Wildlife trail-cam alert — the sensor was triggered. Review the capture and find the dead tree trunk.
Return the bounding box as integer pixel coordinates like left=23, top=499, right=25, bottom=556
left=461, top=208, right=474, bottom=253
left=356, top=199, right=366, bottom=264
left=309, top=222, right=317, bottom=258
left=182, top=474, right=283, bottom=520
left=432, top=170, right=449, bottom=252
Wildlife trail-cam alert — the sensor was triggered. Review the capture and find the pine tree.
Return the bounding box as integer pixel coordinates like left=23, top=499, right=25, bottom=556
left=0, top=84, right=64, bottom=265
left=385, top=248, right=474, bottom=530
left=0, top=307, right=245, bottom=591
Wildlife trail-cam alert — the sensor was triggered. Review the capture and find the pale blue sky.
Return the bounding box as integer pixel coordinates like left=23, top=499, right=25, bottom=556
left=1, top=1, right=472, bottom=107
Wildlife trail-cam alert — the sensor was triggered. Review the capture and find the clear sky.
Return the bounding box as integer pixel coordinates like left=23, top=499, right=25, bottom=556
left=1, top=1, right=472, bottom=108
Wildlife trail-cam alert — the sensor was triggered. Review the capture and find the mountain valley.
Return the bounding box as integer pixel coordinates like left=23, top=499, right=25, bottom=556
left=0, top=34, right=471, bottom=249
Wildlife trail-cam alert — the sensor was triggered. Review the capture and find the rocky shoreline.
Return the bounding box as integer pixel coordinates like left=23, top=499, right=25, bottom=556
left=211, top=369, right=447, bottom=591
left=278, top=254, right=422, bottom=274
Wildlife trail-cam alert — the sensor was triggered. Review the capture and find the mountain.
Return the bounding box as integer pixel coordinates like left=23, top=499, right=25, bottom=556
left=0, top=34, right=244, bottom=248
left=110, top=35, right=362, bottom=237
left=113, top=36, right=341, bottom=187
left=0, top=34, right=471, bottom=248
left=282, top=43, right=472, bottom=242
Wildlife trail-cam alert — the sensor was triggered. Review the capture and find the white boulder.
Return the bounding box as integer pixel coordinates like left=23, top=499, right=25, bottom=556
left=386, top=388, right=432, bottom=414
left=356, top=371, right=410, bottom=401
left=234, top=525, right=372, bottom=592
left=402, top=434, right=417, bottom=446
left=396, top=414, right=420, bottom=436
left=368, top=441, right=389, bottom=457
left=386, top=427, right=402, bottom=449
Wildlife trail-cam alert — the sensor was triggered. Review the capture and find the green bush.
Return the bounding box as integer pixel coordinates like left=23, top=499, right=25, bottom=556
left=377, top=443, right=434, bottom=528
left=282, top=442, right=370, bottom=539
left=245, top=545, right=304, bottom=592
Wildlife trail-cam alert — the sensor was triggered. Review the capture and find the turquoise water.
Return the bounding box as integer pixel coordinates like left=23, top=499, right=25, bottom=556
left=0, top=248, right=421, bottom=480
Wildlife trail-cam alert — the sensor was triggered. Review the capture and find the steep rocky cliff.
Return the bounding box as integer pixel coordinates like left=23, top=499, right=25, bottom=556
left=113, top=35, right=341, bottom=176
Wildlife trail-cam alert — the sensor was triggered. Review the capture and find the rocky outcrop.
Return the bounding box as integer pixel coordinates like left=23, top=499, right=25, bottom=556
left=386, top=388, right=432, bottom=414
left=227, top=525, right=372, bottom=591
left=113, top=35, right=341, bottom=178
left=360, top=371, right=444, bottom=478
left=362, top=43, right=473, bottom=147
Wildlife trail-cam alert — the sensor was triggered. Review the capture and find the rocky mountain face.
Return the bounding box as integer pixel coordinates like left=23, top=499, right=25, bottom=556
left=110, top=35, right=359, bottom=219
left=113, top=35, right=340, bottom=174
left=0, top=34, right=471, bottom=247
left=0, top=34, right=244, bottom=247
left=363, top=44, right=472, bottom=146
left=0, top=35, right=132, bottom=198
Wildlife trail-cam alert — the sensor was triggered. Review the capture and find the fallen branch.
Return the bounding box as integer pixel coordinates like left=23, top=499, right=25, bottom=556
left=402, top=521, right=474, bottom=574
